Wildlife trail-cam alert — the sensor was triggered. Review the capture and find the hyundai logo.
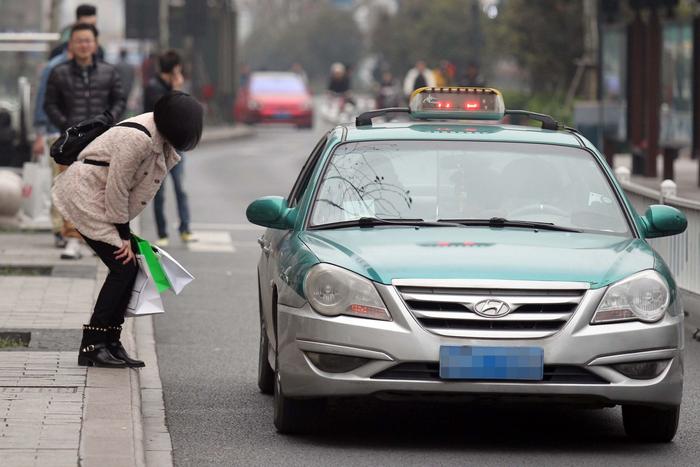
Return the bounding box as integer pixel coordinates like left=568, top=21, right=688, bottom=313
left=473, top=299, right=511, bottom=318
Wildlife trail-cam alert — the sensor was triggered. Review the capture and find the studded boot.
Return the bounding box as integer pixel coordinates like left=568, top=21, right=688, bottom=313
left=78, top=325, right=127, bottom=368
left=107, top=325, right=145, bottom=368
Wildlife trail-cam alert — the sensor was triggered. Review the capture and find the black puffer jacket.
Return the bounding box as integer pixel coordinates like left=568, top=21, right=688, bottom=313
left=44, top=58, right=125, bottom=131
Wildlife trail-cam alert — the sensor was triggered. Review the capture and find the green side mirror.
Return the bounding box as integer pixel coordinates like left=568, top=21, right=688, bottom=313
left=641, top=205, right=687, bottom=238
left=246, top=196, right=298, bottom=230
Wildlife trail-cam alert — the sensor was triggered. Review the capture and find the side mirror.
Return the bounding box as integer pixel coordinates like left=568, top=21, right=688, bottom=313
left=246, top=196, right=298, bottom=230
left=641, top=205, right=687, bottom=238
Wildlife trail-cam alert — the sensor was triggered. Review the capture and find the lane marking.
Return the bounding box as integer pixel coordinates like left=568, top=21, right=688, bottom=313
left=187, top=231, right=236, bottom=253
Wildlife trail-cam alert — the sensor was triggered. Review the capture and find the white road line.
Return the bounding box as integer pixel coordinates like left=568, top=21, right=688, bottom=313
left=187, top=231, right=236, bottom=253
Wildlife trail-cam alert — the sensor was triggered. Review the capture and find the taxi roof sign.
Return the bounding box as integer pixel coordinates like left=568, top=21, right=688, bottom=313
left=409, top=87, right=505, bottom=120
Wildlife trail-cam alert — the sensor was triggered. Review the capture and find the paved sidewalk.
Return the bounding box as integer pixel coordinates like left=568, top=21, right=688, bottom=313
left=200, top=124, right=254, bottom=145
left=0, top=232, right=170, bottom=467
left=614, top=152, right=700, bottom=201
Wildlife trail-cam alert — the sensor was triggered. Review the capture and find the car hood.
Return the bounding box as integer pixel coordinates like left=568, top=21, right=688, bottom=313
left=299, top=227, right=655, bottom=288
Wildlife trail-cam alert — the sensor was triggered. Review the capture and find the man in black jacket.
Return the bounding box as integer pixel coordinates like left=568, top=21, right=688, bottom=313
left=44, top=23, right=125, bottom=259
left=143, top=50, right=195, bottom=247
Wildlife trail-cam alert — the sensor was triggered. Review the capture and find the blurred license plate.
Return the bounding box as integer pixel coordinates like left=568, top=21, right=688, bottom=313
left=439, top=346, right=544, bottom=381
left=274, top=112, right=291, bottom=119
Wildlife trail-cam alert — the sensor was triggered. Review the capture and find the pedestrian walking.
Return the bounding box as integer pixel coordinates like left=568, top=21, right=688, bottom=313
left=52, top=92, right=203, bottom=367
left=403, top=60, right=436, bottom=98
left=144, top=50, right=196, bottom=246
left=44, top=23, right=125, bottom=260
left=34, top=4, right=106, bottom=248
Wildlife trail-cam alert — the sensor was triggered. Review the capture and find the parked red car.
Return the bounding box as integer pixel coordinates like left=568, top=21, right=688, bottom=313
left=234, top=72, right=313, bottom=128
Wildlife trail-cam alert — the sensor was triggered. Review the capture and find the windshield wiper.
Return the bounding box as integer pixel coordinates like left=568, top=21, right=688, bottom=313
left=440, top=217, right=582, bottom=233
left=312, top=217, right=464, bottom=230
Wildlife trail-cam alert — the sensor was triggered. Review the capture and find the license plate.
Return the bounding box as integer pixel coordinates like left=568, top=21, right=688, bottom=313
left=439, top=346, right=544, bottom=381
left=274, top=112, right=291, bottom=119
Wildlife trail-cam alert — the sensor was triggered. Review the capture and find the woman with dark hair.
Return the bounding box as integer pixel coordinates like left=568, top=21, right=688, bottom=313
left=52, top=91, right=203, bottom=368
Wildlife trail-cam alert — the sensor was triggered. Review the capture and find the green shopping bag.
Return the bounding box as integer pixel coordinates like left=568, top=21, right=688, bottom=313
left=133, top=235, right=172, bottom=293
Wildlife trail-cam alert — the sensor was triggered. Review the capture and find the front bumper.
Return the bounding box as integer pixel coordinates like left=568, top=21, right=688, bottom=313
left=276, top=284, right=683, bottom=406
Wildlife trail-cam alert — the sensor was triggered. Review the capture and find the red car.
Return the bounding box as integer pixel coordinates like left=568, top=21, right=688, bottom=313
left=234, top=72, right=313, bottom=128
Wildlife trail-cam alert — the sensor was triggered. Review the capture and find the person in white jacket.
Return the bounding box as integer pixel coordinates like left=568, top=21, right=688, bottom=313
left=403, top=60, right=437, bottom=98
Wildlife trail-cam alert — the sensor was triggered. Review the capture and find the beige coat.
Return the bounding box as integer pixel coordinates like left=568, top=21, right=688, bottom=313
left=52, top=113, right=181, bottom=247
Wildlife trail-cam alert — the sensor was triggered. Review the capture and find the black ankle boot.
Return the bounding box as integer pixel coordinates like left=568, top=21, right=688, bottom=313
left=78, top=325, right=127, bottom=368
left=107, top=325, right=145, bottom=368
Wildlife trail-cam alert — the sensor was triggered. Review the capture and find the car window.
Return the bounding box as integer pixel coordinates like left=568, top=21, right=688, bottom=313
left=288, top=136, right=328, bottom=208
left=250, top=75, right=305, bottom=93
left=309, top=140, right=631, bottom=235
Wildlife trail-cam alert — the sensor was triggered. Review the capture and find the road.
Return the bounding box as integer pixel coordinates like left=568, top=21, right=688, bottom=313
left=140, top=123, right=700, bottom=467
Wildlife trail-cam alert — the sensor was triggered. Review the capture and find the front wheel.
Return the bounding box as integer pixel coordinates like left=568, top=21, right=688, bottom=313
left=273, top=357, right=325, bottom=434
left=622, top=404, right=680, bottom=442
left=257, top=285, right=274, bottom=394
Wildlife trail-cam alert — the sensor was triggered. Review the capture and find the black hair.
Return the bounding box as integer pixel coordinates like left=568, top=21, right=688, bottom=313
left=70, top=23, right=98, bottom=39
left=76, top=4, right=97, bottom=19
left=154, top=92, right=203, bottom=152
left=119, top=49, right=128, bottom=60
left=159, top=50, right=181, bottom=74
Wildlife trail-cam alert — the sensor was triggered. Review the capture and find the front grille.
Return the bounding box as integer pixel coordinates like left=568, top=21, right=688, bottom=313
left=372, top=362, right=608, bottom=384
left=396, top=282, right=588, bottom=339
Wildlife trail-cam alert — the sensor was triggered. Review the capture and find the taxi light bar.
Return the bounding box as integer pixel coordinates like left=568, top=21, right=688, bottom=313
left=409, top=87, right=505, bottom=120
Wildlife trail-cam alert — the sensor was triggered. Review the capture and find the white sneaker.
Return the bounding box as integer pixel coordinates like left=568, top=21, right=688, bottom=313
left=60, top=238, right=83, bottom=260
left=155, top=237, right=169, bottom=247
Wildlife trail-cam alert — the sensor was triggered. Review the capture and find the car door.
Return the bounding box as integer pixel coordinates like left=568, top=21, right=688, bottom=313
left=258, top=134, right=328, bottom=350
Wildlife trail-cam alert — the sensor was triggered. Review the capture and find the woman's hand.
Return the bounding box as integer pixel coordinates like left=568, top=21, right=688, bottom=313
left=114, top=239, right=135, bottom=265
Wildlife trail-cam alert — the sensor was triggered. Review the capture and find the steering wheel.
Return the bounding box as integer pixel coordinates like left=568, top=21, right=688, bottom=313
left=508, top=203, right=569, bottom=219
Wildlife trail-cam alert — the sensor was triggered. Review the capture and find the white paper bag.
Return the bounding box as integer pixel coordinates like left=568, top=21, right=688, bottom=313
left=152, top=246, right=194, bottom=295
left=126, top=255, right=165, bottom=316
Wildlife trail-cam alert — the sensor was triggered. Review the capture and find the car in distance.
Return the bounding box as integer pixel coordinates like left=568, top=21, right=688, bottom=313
left=246, top=87, right=688, bottom=441
left=234, top=71, right=313, bottom=128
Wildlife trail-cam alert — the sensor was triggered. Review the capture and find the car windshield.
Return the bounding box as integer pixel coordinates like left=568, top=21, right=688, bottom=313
left=250, top=74, right=305, bottom=93
left=309, top=140, right=630, bottom=235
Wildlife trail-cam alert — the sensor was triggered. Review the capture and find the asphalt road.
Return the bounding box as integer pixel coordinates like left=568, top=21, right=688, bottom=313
left=141, top=123, right=700, bottom=467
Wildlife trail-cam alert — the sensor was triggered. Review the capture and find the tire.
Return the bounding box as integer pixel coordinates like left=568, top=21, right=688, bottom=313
left=273, top=350, right=325, bottom=434
left=257, top=286, right=274, bottom=395
left=622, top=404, right=680, bottom=442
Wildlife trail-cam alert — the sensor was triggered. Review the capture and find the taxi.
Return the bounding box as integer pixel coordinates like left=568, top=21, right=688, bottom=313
left=246, top=87, right=688, bottom=440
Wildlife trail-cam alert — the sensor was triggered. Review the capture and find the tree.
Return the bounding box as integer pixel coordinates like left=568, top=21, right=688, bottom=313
left=371, top=0, right=485, bottom=77
left=489, top=0, right=584, bottom=94
left=241, top=3, right=362, bottom=87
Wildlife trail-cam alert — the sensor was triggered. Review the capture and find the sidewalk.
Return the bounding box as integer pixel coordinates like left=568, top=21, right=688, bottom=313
left=0, top=232, right=171, bottom=467
left=201, top=124, right=254, bottom=144
left=613, top=152, right=700, bottom=201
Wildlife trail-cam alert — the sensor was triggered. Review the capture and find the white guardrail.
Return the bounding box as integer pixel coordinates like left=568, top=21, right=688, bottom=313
left=615, top=167, right=700, bottom=297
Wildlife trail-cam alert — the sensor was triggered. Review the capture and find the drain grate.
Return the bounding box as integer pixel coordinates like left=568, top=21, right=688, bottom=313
left=0, top=386, right=78, bottom=393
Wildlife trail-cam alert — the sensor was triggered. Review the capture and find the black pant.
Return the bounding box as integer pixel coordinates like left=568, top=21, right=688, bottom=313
left=81, top=234, right=138, bottom=328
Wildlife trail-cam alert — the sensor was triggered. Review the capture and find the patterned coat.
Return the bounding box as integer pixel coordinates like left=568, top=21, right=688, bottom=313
left=52, top=113, right=180, bottom=247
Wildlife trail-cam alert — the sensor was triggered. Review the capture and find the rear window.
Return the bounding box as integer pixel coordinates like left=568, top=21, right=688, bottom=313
left=250, top=75, right=305, bottom=93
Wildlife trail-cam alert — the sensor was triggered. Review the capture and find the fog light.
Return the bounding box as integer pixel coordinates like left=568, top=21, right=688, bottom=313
left=305, top=352, right=369, bottom=373
left=613, top=360, right=669, bottom=379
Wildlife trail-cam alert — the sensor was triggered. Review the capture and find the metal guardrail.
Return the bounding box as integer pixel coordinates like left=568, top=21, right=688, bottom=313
left=615, top=168, right=700, bottom=295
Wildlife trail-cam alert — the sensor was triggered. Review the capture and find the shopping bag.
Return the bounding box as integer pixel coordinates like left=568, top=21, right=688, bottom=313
left=133, top=235, right=171, bottom=293
left=152, top=246, right=194, bottom=295
left=20, top=161, right=52, bottom=222
left=126, top=255, right=165, bottom=316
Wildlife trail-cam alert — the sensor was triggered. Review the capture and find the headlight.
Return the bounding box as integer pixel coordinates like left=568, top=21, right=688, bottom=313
left=591, top=270, right=670, bottom=324
left=304, top=263, right=391, bottom=321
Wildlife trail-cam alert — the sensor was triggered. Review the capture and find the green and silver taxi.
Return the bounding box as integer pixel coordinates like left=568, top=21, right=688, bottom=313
left=246, top=87, right=687, bottom=441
